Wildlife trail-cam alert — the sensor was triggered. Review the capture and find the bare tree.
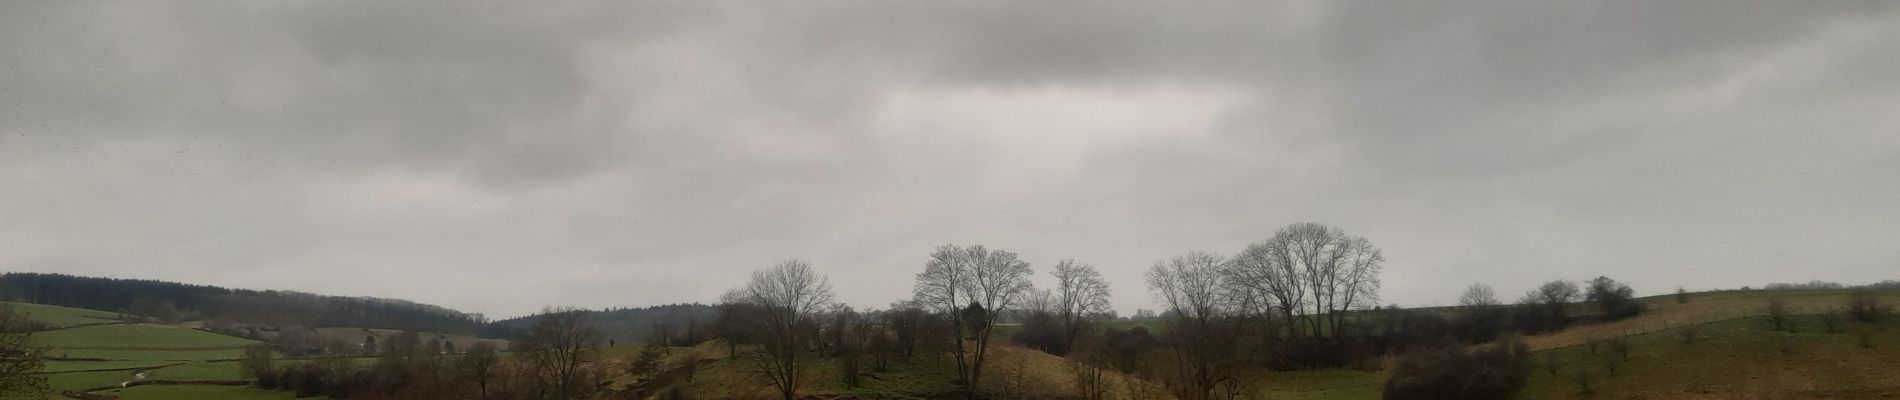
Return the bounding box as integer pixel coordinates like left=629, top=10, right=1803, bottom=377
left=1147, top=251, right=1241, bottom=400
left=912, top=244, right=1034, bottom=399
left=459, top=342, right=502, bottom=400
left=1518, top=280, right=1581, bottom=332
left=1460, top=283, right=1500, bottom=307
left=1022, top=288, right=1056, bottom=318
left=515, top=307, right=600, bottom=400
left=740, top=259, right=835, bottom=400
left=1225, top=222, right=1383, bottom=339
left=1225, top=238, right=1307, bottom=338
left=1052, top=260, right=1112, bottom=346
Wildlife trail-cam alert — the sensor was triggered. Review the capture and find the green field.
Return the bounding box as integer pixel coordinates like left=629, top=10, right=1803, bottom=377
left=35, top=323, right=257, bottom=350
left=3, top=302, right=121, bottom=328
left=13, top=303, right=262, bottom=398
left=14, top=289, right=1899, bottom=399
left=1519, top=314, right=1900, bottom=399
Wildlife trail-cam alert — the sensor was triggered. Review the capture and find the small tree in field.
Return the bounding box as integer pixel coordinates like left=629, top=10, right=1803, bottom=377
left=1676, top=287, right=1689, bottom=304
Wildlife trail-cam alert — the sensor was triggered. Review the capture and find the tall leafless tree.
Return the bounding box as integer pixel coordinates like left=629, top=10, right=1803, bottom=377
left=1226, top=238, right=1307, bottom=338
left=1147, top=251, right=1241, bottom=400
left=458, top=342, right=502, bottom=400
left=740, top=260, right=835, bottom=400
left=516, top=307, right=600, bottom=400
left=1051, top=260, right=1112, bottom=346
left=912, top=244, right=1034, bottom=399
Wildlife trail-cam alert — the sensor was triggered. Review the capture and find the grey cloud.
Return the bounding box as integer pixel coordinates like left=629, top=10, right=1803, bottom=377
left=2, top=1, right=1897, bottom=317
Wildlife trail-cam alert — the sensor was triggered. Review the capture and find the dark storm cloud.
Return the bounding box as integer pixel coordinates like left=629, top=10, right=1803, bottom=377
left=3, top=1, right=1897, bottom=317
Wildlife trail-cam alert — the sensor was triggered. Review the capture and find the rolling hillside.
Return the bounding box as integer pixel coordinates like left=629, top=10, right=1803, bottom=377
left=10, top=288, right=1897, bottom=399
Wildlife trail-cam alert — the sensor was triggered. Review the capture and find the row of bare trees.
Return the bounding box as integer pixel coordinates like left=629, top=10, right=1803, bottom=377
left=1224, top=222, right=1385, bottom=339
left=712, top=244, right=1119, bottom=399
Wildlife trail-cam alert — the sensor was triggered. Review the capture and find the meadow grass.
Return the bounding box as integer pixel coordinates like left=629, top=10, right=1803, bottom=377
left=2, top=302, right=121, bottom=328
left=1520, top=314, right=1900, bottom=399
left=35, top=323, right=257, bottom=351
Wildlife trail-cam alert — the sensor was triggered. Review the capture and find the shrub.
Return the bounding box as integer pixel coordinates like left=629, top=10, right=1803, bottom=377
left=1098, top=326, right=1157, bottom=374
left=1381, top=336, right=1530, bottom=400
left=1822, top=308, right=1844, bottom=333
left=1268, top=339, right=1375, bottom=370
left=1846, top=291, right=1891, bottom=322
left=1066, top=351, right=1110, bottom=400
left=240, top=344, right=276, bottom=386
left=1586, top=276, right=1643, bottom=320
left=1766, top=297, right=1791, bottom=331
left=1677, top=324, right=1698, bottom=344
left=1010, top=311, right=1069, bottom=356
left=1606, top=336, right=1631, bottom=361
left=1451, top=306, right=1510, bottom=344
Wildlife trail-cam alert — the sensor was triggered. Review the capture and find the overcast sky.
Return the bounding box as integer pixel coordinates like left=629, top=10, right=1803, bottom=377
left=4, top=1, right=1898, bottom=319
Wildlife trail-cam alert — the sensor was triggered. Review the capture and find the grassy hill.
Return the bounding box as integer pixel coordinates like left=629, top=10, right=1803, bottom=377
left=10, top=302, right=404, bottom=399
left=11, top=288, right=1896, bottom=399
left=1520, top=314, right=1900, bottom=399
left=7, top=302, right=122, bottom=329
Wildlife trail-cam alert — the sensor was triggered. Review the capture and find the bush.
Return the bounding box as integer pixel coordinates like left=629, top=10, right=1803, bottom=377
left=1587, top=276, right=1644, bottom=320
left=1846, top=290, right=1891, bottom=322
left=240, top=344, right=276, bottom=386
left=1098, top=326, right=1157, bottom=374
left=1451, top=306, right=1510, bottom=344
left=1766, top=297, right=1791, bottom=331
left=1381, top=336, right=1530, bottom=400
left=1606, top=336, right=1631, bottom=361
left=1010, top=311, right=1069, bottom=356
left=1268, top=339, right=1375, bottom=370
left=1822, top=308, right=1844, bottom=333
left=1066, top=351, right=1110, bottom=400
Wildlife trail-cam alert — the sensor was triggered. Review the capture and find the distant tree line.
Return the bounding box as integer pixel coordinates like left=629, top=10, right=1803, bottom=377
left=0, top=273, right=487, bottom=334
left=484, top=303, right=714, bottom=346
